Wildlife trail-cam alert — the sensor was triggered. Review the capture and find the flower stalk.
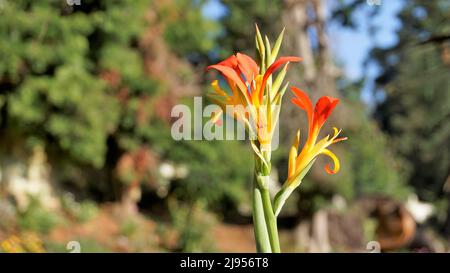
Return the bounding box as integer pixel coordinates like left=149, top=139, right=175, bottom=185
left=253, top=147, right=280, bottom=253
left=252, top=182, right=271, bottom=252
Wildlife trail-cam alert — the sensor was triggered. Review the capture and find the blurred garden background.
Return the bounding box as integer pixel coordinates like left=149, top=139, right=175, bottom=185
left=0, top=0, right=449, bottom=252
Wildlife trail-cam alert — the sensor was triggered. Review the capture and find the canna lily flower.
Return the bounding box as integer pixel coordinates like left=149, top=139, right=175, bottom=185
left=207, top=53, right=301, bottom=146
left=273, top=87, right=347, bottom=216
left=287, top=87, right=347, bottom=182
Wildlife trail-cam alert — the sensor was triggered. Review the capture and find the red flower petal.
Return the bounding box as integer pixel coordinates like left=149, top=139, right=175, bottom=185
left=259, top=56, right=302, bottom=101
left=314, top=96, right=339, bottom=131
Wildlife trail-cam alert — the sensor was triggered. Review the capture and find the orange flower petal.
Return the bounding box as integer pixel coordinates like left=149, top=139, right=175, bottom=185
left=217, top=54, right=238, bottom=68
left=236, top=53, right=259, bottom=83
left=207, top=64, right=248, bottom=95
left=291, top=87, right=313, bottom=127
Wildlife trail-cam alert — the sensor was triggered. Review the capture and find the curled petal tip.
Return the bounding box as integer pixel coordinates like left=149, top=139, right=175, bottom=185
left=321, top=149, right=340, bottom=175
left=325, top=164, right=337, bottom=174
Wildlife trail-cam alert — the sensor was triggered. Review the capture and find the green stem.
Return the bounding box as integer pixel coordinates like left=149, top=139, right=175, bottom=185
left=252, top=182, right=271, bottom=253
left=260, top=188, right=281, bottom=253
left=251, top=148, right=281, bottom=253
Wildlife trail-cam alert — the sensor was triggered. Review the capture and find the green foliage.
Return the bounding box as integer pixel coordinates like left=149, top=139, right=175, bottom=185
left=18, top=199, right=61, bottom=234
left=0, top=0, right=153, bottom=168
left=372, top=0, right=450, bottom=203
left=0, top=0, right=253, bottom=216
left=10, top=67, right=119, bottom=167
left=345, top=105, right=410, bottom=199
left=168, top=138, right=252, bottom=208
left=219, top=0, right=282, bottom=56
left=61, top=193, right=98, bottom=223
left=163, top=0, right=219, bottom=56
left=120, top=218, right=138, bottom=237
left=168, top=199, right=216, bottom=252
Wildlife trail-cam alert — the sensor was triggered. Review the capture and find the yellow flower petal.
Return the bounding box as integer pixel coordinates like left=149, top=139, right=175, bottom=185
left=211, top=80, right=227, bottom=97
left=288, top=130, right=300, bottom=179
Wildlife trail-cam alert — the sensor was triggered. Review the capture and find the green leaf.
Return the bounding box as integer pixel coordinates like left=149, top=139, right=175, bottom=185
left=264, top=35, right=272, bottom=68
left=255, top=24, right=266, bottom=72
left=271, top=27, right=285, bottom=61
left=273, top=82, right=289, bottom=105
left=271, top=63, right=288, bottom=97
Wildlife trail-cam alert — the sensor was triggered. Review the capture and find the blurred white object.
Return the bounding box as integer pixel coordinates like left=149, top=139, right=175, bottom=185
left=175, top=164, right=189, bottom=179
left=331, top=194, right=347, bottom=210
left=159, top=162, right=176, bottom=179
left=406, top=194, right=434, bottom=224
left=159, top=161, right=189, bottom=180
left=4, top=146, right=59, bottom=211
left=157, top=161, right=189, bottom=198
